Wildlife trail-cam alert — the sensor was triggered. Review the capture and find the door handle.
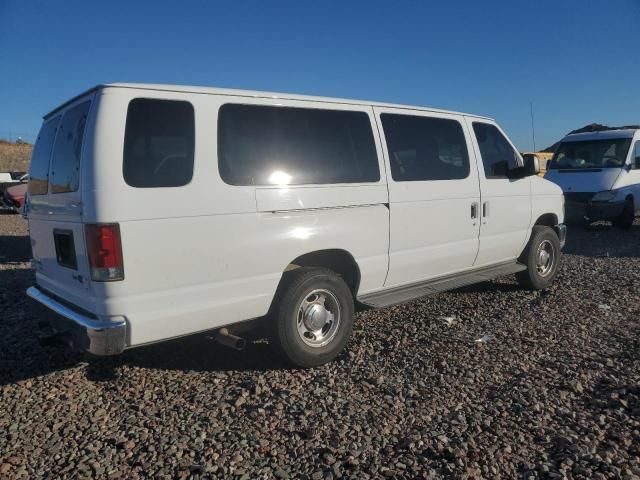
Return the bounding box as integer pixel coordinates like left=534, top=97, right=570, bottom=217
left=471, top=202, right=478, bottom=219
left=482, top=202, right=489, bottom=218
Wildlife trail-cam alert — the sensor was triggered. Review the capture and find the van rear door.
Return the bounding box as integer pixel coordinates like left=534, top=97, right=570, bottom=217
left=28, top=97, right=95, bottom=310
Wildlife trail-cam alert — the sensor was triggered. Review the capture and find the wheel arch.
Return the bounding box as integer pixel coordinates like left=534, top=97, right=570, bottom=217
left=282, top=249, right=361, bottom=297
left=533, top=212, right=559, bottom=228
left=520, top=213, right=561, bottom=261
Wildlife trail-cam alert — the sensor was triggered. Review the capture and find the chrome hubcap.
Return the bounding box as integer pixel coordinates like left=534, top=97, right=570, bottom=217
left=536, top=239, right=555, bottom=276
left=296, top=289, right=341, bottom=348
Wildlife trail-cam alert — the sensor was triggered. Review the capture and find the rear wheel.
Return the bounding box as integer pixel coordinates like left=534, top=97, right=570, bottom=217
left=269, top=267, right=354, bottom=368
left=613, top=198, right=634, bottom=230
left=517, top=226, right=561, bottom=290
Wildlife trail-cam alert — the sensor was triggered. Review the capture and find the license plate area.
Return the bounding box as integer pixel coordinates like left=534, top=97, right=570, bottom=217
left=53, top=229, right=78, bottom=270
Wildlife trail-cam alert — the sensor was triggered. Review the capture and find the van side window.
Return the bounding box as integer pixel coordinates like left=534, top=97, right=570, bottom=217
left=218, top=104, right=380, bottom=186
left=123, top=99, right=195, bottom=188
left=50, top=101, right=91, bottom=193
left=472, top=123, right=520, bottom=178
left=380, top=114, right=470, bottom=181
left=28, top=116, right=61, bottom=195
left=634, top=142, right=640, bottom=169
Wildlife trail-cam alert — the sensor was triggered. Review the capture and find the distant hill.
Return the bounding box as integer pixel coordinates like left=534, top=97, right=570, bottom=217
left=543, top=123, right=640, bottom=152
left=0, top=140, right=32, bottom=172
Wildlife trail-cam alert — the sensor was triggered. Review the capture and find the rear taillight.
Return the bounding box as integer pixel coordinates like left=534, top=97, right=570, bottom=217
left=85, top=224, right=124, bottom=281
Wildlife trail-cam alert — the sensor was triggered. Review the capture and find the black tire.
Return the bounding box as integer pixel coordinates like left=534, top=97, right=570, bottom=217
left=516, top=226, right=561, bottom=290
left=613, top=198, right=634, bottom=230
left=269, top=267, right=354, bottom=368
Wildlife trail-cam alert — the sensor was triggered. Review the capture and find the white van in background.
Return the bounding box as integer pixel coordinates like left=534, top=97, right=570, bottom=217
left=26, top=83, right=565, bottom=367
left=545, top=128, right=640, bottom=228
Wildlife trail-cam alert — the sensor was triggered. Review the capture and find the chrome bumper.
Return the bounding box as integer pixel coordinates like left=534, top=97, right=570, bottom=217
left=27, top=286, right=127, bottom=355
left=555, top=224, right=567, bottom=249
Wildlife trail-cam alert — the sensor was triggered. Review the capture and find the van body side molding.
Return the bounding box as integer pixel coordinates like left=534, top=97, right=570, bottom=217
left=255, top=184, right=388, bottom=212
left=358, top=262, right=526, bottom=308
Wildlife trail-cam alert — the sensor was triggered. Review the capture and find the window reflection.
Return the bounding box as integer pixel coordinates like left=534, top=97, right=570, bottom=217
left=268, top=170, right=292, bottom=185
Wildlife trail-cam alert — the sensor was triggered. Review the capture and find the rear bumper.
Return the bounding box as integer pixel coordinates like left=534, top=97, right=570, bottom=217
left=27, top=286, right=127, bottom=355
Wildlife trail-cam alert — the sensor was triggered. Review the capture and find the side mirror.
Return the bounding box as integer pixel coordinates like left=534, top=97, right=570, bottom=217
left=523, top=154, right=541, bottom=176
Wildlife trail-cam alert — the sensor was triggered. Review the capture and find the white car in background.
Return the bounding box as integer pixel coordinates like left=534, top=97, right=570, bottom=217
left=545, top=128, right=640, bottom=228
left=25, top=83, right=565, bottom=367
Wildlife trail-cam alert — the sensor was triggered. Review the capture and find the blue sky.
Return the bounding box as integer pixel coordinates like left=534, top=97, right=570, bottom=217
left=1, top=0, right=639, bottom=150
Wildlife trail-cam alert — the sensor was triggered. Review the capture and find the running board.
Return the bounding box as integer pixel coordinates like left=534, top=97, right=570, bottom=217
left=358, top=262, right=526, bottom=308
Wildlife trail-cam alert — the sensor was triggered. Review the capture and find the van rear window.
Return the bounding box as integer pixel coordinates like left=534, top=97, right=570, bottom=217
left=28, top=116, right=60, bottom=195
left=218, top=104, right=380, bottom=186
left=50, top=101, right=91, bottom=193
left=123, top=99, right=195, bottom=188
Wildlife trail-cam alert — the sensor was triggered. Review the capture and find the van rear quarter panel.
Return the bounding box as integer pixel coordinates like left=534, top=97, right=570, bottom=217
left=88, top=88, right=389, bottom=346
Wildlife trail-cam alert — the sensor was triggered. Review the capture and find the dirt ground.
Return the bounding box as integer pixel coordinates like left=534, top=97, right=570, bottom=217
left=0, top=215, right=639, bottom=479
left=0, top=142, right=31, bottom=172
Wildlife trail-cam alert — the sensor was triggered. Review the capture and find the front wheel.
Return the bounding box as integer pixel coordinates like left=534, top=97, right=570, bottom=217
left=517, top=226, right=561, bottom=290
left=269, top=267, right=354, bottom=368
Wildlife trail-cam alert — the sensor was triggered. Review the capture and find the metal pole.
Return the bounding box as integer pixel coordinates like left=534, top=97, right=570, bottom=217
left=530, top=102, right=537, bottom=152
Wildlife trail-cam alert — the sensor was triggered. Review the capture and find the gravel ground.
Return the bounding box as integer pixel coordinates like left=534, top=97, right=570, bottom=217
left=1, top=215, right=639, bottom=479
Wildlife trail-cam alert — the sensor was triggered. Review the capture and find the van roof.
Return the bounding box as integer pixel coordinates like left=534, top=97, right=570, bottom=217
left=561, top=128, right=638, bottom=142
left=44, top=83, right=494, bottom=121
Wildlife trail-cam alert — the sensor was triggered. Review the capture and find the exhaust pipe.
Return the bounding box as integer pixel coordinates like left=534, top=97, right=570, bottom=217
left=215, top=328, right=246, bottom=351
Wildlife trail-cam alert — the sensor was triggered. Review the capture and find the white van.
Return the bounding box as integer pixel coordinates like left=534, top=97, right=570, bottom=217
left=26, top=84, right=565, bottom=367
left=545, top=128, right=640, bottom=228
